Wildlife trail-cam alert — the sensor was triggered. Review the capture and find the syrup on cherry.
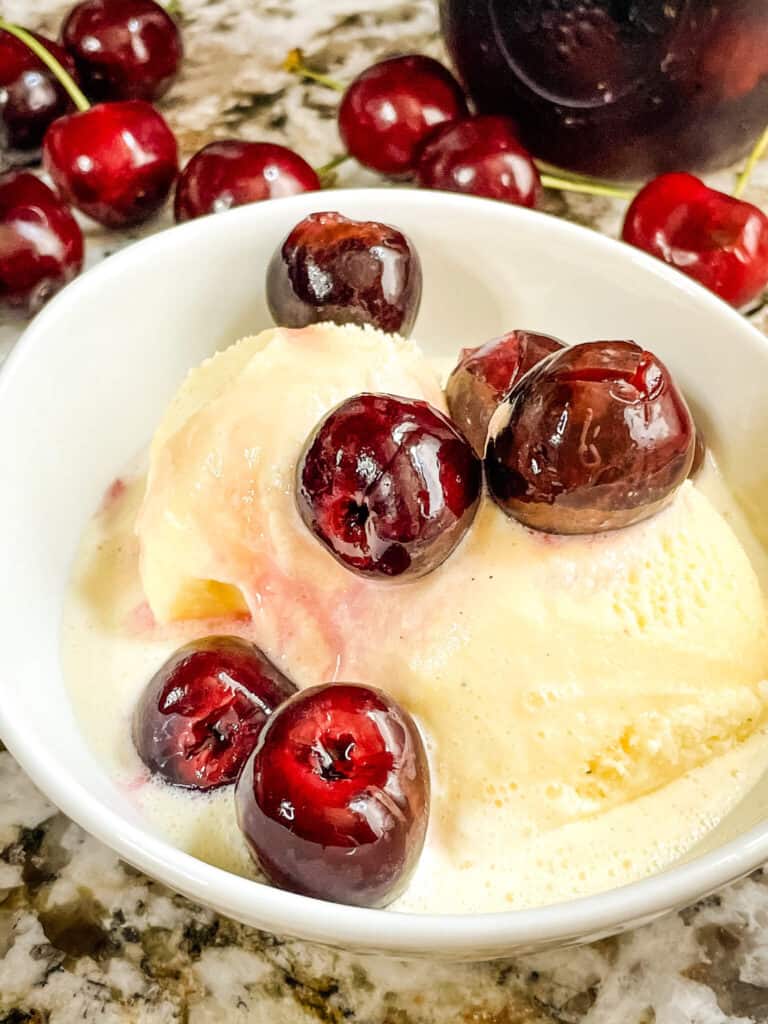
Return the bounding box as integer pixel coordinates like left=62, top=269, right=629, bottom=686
left=338, top=54, right=467, bottom=177
left=174, top=140, right=320, bottom=222
left=267, top=211, right=423, bottom=335
left=133, top=636, right=297, bottom=791
left=485, top=340, right=695, bottom=534
left=235, top=682, right=430, bottom=907
left=297, top=392, right=481, bottom=579
left=61, top=0, right=183, bottom=102
left=0, top=170, right=84, bottom=316
left=446, top=329, right=565, bottom=454
left=622, top=172, right=768, bottom=309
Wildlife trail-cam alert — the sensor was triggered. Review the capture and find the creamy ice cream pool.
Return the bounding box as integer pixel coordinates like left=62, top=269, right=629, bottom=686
left=62, top=323, right=768, bottom=913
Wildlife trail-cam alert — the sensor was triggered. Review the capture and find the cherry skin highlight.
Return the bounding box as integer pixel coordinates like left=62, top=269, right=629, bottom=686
left=43, top=100, right=178, bottom=228
left=133, top=636, right=297, bottom=791
left=297, top=392, right=481, bottom=579
left=235, top=682, right=430, bottom=907
left=267, top=211, right=422, bottom=335
left=0, top=30, right=78, bottom=164
left=0, top=171, right=83, bottom=316
left=415, top=115, right=541, bottom=208
left=338, top=54, right=467, bottom=177
left=446, top=329, right=565, bottom=454
left=174, top=140, right=320, bottom=223
left=61, top=0, right=183, bottom=102
left=485, top=340, right=695, bottom=534
left=622, top=173, right=768, bottom=309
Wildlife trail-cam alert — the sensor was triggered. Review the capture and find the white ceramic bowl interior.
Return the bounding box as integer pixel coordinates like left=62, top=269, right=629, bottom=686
left=1, top=189, right=767, bottom=961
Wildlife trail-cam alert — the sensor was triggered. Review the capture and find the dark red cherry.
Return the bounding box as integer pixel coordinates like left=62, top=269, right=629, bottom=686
left=446, top=329, right=565, bottom=454
left=43, top=100, right=178, bottom=228
left=0, top=171, right=83, bottom=316
left=0, top=30, right=78, bottom=164
left=266, top=211, right=422, bottom=335
left=622, top=173, right=768, bottom=309
left=297, top=393, right=481, bottom=578
left=61, top=0, right=182, bottom=102
left=133, top=636, right=297, bottom=791
left=338, top=54, right=467, bottom=177
left=235, top=682, right=429, bottom=907
left=415, top=116, right=541, bottom=208
left=485, top=341, right=695, bottom=534
left=174, top=140, right=320, bottom=223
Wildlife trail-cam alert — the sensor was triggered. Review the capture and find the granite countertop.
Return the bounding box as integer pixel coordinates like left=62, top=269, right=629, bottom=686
left=3, top=1, right=768, bottom=1020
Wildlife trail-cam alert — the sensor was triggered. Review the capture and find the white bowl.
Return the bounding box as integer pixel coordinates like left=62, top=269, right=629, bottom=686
left=1, top=189, right=767, bottom=961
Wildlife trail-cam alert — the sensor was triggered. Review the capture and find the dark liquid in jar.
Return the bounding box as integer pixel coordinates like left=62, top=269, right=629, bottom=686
left=440, top=0, right=768, bottom=181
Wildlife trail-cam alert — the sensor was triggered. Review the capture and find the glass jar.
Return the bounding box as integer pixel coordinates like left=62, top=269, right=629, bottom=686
left=439, top=0, right=768, bottom=182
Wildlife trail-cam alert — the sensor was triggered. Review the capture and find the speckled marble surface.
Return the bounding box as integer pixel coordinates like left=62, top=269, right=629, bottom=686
left=3, top=1, right=768, bottom=1020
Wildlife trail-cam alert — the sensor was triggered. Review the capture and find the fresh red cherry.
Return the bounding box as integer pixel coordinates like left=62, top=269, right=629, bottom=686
left=174, top=140, right=320, bottom=223
left=133, top=636, right=297, bottom=791
left=415, top=115, right=541, bottom=208
left=446, top=329, right=565, bottom=454
left=0, top=171, right=83, bottom=316
left=61, top=0, right=182, bottom=102
left=485, top=341, right=695, bottom=534
left=236, top=682, right=429, bottom=907
left=0, top=30, right=78, bottom=164
left=267, top=211, right=422, bottom=335
left=43, top=100, right=178, bottom=228
left=622, top=173, right=768, bottom=309
left=297, top=393, right=481, bottom=578
left=338, top=55, right=467, bottom=177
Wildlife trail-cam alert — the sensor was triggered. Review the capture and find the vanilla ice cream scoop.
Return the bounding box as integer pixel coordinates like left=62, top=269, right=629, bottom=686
left=137, top=323, right=768, bottom=867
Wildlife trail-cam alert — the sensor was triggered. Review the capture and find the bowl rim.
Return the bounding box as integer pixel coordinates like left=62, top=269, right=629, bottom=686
left=2, top=187, right=768, bottom=958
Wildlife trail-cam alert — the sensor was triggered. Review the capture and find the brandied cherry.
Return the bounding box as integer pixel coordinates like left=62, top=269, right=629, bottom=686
left=0, top=171, right=83, bottom=316
left=446, top=329, right=565, bottom=454
left=622, top=173, right=768, bottom=309
left=485, top=341, right=695, bottom=534
left=415, top=115, right=541, bottom=208
left=43, top=99, right=178, bottom=228
left=174, top=140, right=320, bottom=223
left=61, top=0, right=183, bottom=102
left=297, top=393, right=481, bottom=578
left=235, top=682, right=430, bottom=907
left=0, top=30, right=78, bottom=164
left=338, top=54, right=467, bottom=177
left=133, top=636, right=297, bottom=791
left=267, top=211, right=422, bottom=335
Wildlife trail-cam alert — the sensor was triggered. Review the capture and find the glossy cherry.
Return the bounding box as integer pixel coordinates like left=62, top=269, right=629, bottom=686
left=267, top=211, right=422, bottom=335
left=236, top=682, right=430, bottom=907
left=0, top=30, right=78, bottom=164
left=415, top=115, right=541, bottom=208
left=446, top=329, right=565, bottom=454
left=485, top=341, right=695, bottom=534
left=61, top=0, right=182, bottom=102
left=43, top=100, right=178, bottom=228
left=298, top=392, right=481, bottom=578
left=622, top=173, right=768, bottom=309
left=0, top=171, right=83, bottom=316
left=133, top=636, right=297, bottom=791
left=174, top=140, right=320, bottom=223
left=338, top=54, right=467, bottom=177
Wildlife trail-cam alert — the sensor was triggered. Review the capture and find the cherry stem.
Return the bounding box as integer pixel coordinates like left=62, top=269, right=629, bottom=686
left=733, top=125, right=768, bottom=199
left=0, top=20, right=90, bottom=112
left=316, top=153, right=349, bottom=181
left=540, top=173, right=634, bottom=200
left=283, top=48, right=345, bottom=93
